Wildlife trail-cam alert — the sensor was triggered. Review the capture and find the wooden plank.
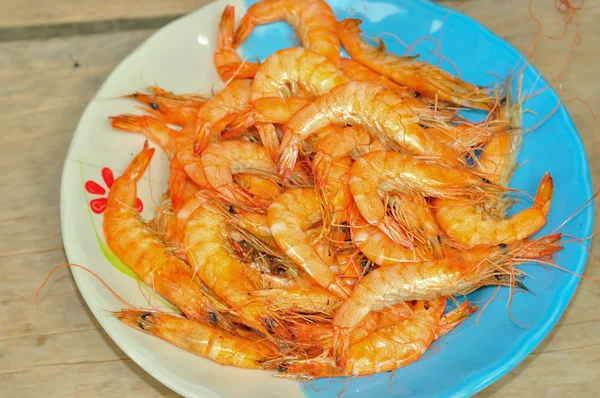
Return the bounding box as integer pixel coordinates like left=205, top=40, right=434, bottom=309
left=0, top=360, right=178, bottom=397
left=0, top=0, right=205, bottom=29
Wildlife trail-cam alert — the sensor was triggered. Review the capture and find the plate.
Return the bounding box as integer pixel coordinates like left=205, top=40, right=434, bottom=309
left=60, top=0, right=594, bottom=397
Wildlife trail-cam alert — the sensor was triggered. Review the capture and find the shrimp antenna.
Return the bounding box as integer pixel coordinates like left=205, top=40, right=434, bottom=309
left=37, top=263, right=134, bottom=308
left=551, top=185, right=600, bottom=234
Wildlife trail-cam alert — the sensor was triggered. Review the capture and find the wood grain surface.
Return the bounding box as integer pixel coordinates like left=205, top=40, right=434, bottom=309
left=0, top=1, right=598, bottom=397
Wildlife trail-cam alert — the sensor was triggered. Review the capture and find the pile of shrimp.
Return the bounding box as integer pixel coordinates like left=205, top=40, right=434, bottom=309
left=105, top=0, right=564, bottom=381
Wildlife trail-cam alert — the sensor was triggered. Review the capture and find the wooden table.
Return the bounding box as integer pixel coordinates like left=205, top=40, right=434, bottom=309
left=1, top=1, right=598, bottom=396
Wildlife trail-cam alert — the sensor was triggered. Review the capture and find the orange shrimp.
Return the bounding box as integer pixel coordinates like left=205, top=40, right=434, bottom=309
left=321, top=156, right=354, bottom=225
left=251, top=48, right=348, bottom=101
left=184, top=202, right=287, bottom=341
left=201, top=140, right=279, bottom=210
left=351, top=219, right=433, bottom=266
left=339, top=58, right=414, bottom=97
left=348, top=150, right=492, bottom=248
left=124, top=86, right=205, bottom=126
left=103, top=143, right=233, bottom=331
left=280, top=81, right=463, bottom=178
left=110, top=114, right=178, bottom=155
left=234, top=0, right=340, bottom=65
left=109, top=115, right=211, bottom=206
left=339, top=59, right=457, bottom=122
left=114, top=310, right=277, bottom=369
left=288, top=302, right=414, bottom=350
left=194, top=79, right=253, bottom=155
left=312, top=126, right=387, bottom=188
left=332, top=234, right=563, bottom=367
left=215, top=6, right=260, bottom=82
left=337, top=19, right=494, bottom=110
left=250, top=282, right=343, bottom=317
left=433, top=174, right=553, bottom=248
left=268, top=188, right=351, bottom=299
left=275, top=299, right=476, bottom=377
left=225, top=97, right=311, bottom=135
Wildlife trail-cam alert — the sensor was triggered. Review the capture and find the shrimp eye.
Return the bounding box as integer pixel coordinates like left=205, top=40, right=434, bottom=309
left=141, top=312, right=151, bottom=320
left=228, top=205, right=236, bottom=214
left=149, top=102, right=159, bottom=110
left=494, top=274, right=504, bottom=281
left=413, top=91, right=421, bottom=98
left=277, top=364, right=288, bottom=373
left=207, top=311, right=220, bottom=325
left=500, top=97, right=507, bottom=105
left=265, top=318, right=277, bottom=331
left=437, top=235, right=442, bottom=243
left=138, top=321, right=146, bottom=331
left=340, top=221, right=349, bottom=233
left=498, top=243, right=507, bottom=248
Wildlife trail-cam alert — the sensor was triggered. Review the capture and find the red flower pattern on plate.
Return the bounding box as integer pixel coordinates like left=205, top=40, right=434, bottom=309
left=85, top=167, right=143, bottom=214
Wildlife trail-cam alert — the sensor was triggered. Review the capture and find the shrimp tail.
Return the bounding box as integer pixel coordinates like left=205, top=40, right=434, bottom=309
left=534, top=173, right=553, bottom=215
left=169, top=157, right=187, bottom=212
left=123, top=141, right=155, bottom=181
left=278, top=132, right=302, bottom=180
left=312, top=152, right=332, bottom=189
left=218, top=5, right=235, bottom=54
left=514, top=233, right=563, bottom=259
left=332, top=327, right=350, bottom=369
left=224, top=107, right=257, bottom=135
left=437, top=300, right=478, bottom=337
left=233, top=12, right=257, bottom=49
left=109, top=113, right=146, bottom=132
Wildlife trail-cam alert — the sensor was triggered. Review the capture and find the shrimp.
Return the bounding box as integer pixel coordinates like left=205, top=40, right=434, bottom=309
left=124, top=86, right=205, bottom=126
left=109, top=115, right=212, bottom=205
left=337, top=19, right=494, bottom=110
left=214, top=6, right=260, bottom=82
left=103, top=143, right=233, bottom=331
left=225, top=97, right=311, bottom=135
left=194, top=79, right=253, bottom=154
left=110, top=114, right=178, bottom=155
left=312, top=125, right=386, bottom=187
left=476, top=79, right=523, bottom=186
left=236, top=173, right=282, bottom=207
left=289, top=302, right=414, bottom=350
left=168, top=157, right=187, bottom=212
left=320, top=156, right=354, bottom=225
left=250, top=283, right=343, bottom=316
left=234, top=0, right=340, bottom=65
left=340, top=59, right=457, bottom=122
left=332, top=234, right=563, bottom=367
left=184, top=203, right=286, bottom=340
left=348, top=150, right=491, bottom=248
left=279, top=81, right=463, bottom=178
left=201, top=140, right=279, bottom=210
left=251, top=48, right=348, bottom=101
left=432, top=174, right=553, bottom=248
left=255, top=122, right=280, bottom=162
left=275, top=299, right=476, bottom=377
left=351, top=215, right=434, bottom=266
left=339, top=58, right=414, bottom=98
left=268, top=188, right=351, bottom=299
left=114, top=310, right=277, bottom=369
